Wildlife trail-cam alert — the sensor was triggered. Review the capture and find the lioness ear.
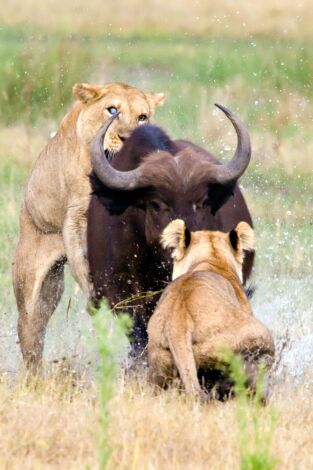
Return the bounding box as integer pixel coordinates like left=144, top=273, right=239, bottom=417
left=161, top=219, right=191, bottom=261
left=73, top=83, right=104, bottom=104
left=230, top=222, right=255, bottom=253
left=146, top=92, right=166, bottom=110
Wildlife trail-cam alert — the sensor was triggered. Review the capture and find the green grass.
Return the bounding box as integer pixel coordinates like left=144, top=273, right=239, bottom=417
left=1, top=23, right=313, bottom=137
left=0, top=159, right=27, bottom=297
left=0, top=25, right=94, bottom=124
left=244, top=165, right=313, bottom=277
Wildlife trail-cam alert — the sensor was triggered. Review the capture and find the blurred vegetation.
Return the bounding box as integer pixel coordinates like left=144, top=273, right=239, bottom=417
left=0, top=159, right=27, bottom=296
left=2, top=0, right=313, bottom=39
left=0, top=26, right=94, bottom=124
left=1, top=23, right=313, bottom=135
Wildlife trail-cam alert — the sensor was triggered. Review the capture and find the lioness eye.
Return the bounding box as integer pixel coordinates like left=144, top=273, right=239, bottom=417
left=138, top=114, right=148, bottom=122
left=107, top=106, right=118, bottom=115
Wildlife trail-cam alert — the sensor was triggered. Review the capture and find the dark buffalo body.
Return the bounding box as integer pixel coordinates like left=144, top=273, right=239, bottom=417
left=88, top=108, right=253, bottom=353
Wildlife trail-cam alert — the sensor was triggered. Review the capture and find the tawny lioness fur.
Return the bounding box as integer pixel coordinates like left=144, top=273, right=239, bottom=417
left=13, top=82, right=165, bottom=370
left=148, top=220, right=275, bottom=397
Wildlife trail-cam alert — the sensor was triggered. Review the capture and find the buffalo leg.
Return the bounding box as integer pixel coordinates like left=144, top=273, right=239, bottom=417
left=13, top=206, right=66, bottom=372
left=131, top=313, right=149, bottom=360
left=130, top=296, right=163, bottom=362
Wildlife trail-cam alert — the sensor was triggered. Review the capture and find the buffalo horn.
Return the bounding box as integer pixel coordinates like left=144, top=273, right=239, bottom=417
left=91, top=112, right=144, bottom=190
left=91, top=104, right=251, bottom=191
left=208, top=104, right=251, bottom=184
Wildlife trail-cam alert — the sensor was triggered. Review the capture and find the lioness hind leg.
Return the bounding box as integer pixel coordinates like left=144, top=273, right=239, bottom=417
left=13, top=206, right=66, bottom=372
left=167, top=330, right=202, bottom=397
left=148, top=347, right=175, bottom=389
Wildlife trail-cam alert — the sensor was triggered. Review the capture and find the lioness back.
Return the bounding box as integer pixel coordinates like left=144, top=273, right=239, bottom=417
left=149, top=270, right=248, bottom=349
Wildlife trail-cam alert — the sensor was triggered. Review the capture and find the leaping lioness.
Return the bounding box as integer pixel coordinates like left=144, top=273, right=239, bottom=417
left=148, top=219, right=275, bottom=399
left=13, top=82, right=165, bottom=370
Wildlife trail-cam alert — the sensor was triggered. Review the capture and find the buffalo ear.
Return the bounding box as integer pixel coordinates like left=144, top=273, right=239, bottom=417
left=161, top=219, right=190, bottom=261
left=73, top=83, right=105, bottom=104
left=146, top=92, right=166, bottom=111
left=230, top=222, right=255, bottom=253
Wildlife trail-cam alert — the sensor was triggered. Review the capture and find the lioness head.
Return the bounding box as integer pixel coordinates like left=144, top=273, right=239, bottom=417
left=161, top=219, right=255, bottom=282
left=73, top=82, right=165, bottom=157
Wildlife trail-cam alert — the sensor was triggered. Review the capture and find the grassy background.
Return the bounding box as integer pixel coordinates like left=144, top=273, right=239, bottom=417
left=0, top=1, right=312, bottom=468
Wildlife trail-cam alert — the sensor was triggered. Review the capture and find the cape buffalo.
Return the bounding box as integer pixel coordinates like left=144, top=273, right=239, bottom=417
left=88, top=105, right=253, bottom=355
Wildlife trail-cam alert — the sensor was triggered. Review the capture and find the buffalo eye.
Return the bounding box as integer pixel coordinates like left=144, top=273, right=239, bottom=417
left=201, top=197, right=210, bottom=208
left=195, top=196, right=210, bottom=211
left=148, top=200, right=161, bottom=212
left=148, top=200, right=169, bottom=213
left=138, top=114, right=148, bottom=122
left=107, top=106, right=118, bottom=115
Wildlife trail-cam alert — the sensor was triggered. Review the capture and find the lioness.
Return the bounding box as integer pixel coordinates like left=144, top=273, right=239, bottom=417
left=13, top=82, right=165, bottom=370
left=148, top=219, right=275, bottom=398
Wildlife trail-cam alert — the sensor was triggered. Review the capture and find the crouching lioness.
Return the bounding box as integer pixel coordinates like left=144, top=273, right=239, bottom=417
left=148, top=220, right=275, bottom=398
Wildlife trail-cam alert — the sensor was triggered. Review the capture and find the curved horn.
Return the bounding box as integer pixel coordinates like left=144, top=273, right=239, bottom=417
left=209, top=104, right=251, bottom=184
left=91, top=112, right=144, bottom=190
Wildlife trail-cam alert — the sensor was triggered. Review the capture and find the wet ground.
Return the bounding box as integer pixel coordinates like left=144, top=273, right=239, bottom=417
left=1, top=264, right=312, bottom=388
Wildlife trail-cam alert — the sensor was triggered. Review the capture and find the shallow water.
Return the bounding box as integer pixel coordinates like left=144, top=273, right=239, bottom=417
left=253, top=276, right=313, bottom=385
left=1, top=265, right=312, bottom=387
